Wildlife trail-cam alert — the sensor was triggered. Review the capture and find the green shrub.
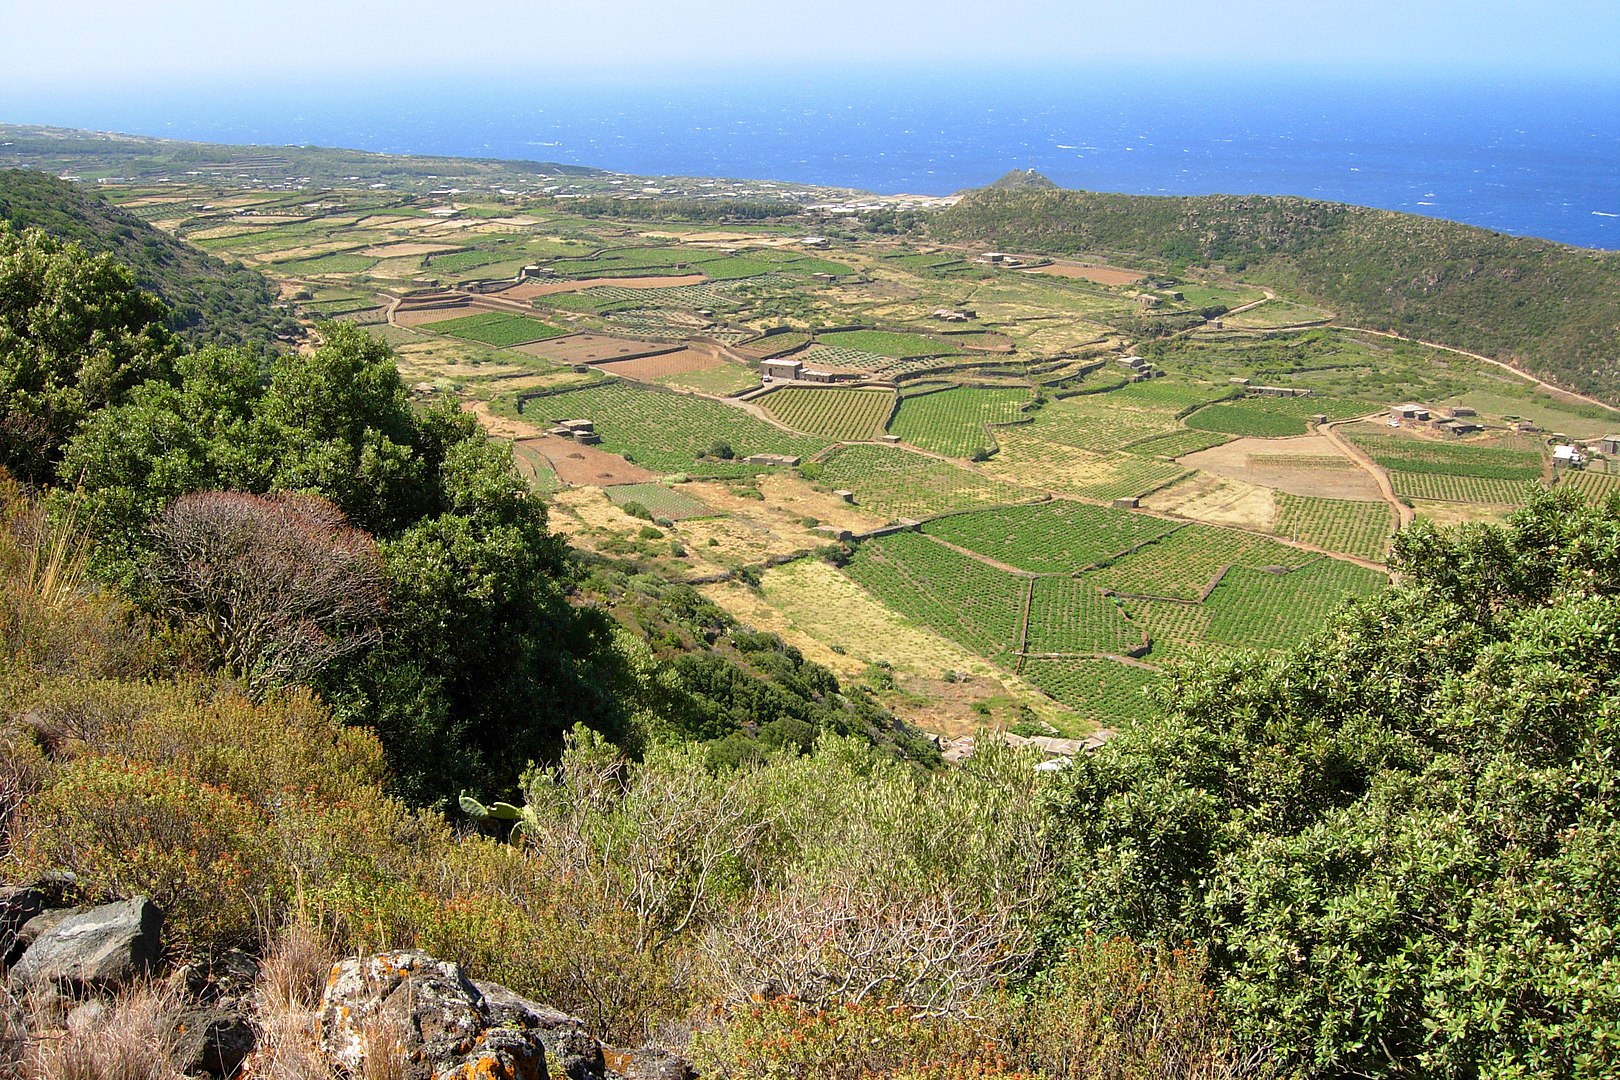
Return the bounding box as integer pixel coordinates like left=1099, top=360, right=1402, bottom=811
left=19, top=755, right=283, bottom=951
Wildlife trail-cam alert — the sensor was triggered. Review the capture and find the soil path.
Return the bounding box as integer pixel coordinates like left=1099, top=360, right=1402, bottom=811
left=1320, top=415, right=1415, bottom=530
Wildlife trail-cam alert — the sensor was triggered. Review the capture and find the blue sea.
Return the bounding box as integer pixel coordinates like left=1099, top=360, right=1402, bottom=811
left=10, top=66, right=1620, bottom=249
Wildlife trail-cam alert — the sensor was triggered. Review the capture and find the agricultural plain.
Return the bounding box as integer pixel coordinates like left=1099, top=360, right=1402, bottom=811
left=116, top=175, right=1620, bottom=737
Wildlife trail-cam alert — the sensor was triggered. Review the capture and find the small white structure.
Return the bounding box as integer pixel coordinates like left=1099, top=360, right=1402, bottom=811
left=1554, top=444, right=1585, bottom=468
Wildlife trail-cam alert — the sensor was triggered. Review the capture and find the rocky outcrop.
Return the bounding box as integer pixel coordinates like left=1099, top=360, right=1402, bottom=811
left=6, top=896, right=162, bottom=996
left=318, top=951, right=601, bottom=1080
left=0, top=876, right=74, bottom=965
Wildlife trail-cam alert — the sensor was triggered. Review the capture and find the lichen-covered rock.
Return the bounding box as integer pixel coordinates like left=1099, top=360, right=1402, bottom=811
left=604, top=1046, right=693, bottom=1080
left=475, top=982, right=602, bottom=1080
left=319, top=952, right=560, bottom=1080
left=6, top=896, right=161, bottom=995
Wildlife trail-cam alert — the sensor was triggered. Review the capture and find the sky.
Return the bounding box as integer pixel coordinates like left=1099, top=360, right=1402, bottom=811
left=4, top=0, right=1620, bottom=88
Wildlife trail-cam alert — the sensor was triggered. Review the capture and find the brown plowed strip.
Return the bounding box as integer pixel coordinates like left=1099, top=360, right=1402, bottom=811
left=511, top=333, right=682, bottom=364
left=597, top=349, right=725, bottom=379
left=1024, top=264, right=1146, bottom=285
left=503, top=274, right=708, bottom=300
left=516, top=436, right=656, bottom=486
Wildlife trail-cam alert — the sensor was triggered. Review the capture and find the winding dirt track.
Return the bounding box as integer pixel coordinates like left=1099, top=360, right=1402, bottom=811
left=1319, top=416, right=1415, bottom=529
left=1339, top=326, right=1620, bottom=416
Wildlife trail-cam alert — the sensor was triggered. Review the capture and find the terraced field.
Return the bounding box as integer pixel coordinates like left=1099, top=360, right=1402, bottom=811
left=1275, top=494, right=1396, bottom=561
left=1030, top=381, right=1222, bottom=452
left=843, top=532, right=1026, bottom=660
left=528, top=382, right=826, bottom=474
left=422, top=311, right=568, bottom=347
left=922, top=501, right=1178, bottom=574
left=1087, top=524, right=1305, bottom=601
left=1203, top=559, right=1386, bottom=651
left=1024, top=578, right=1147, bottom=657
left=1393, top=474, right=1539, bottom=506
left=1186, top=395, right=1379, bottom=437
left=979, top=431, right=1191, bottom=502
left=759, top=387, right=895, bottom=441
left=816, top=444, right=1033, bottom=520
left=818, top=329, right=954, bottom=358
left=604, top=483, right=714, bottom=520
left=888, top=387, right=1032, bottom=458
left=1123, top=429, right=1233, bottom=458
left=1018, top=658, right=1164, bottom=724
left=1347, top=430, right=1546, bottom=481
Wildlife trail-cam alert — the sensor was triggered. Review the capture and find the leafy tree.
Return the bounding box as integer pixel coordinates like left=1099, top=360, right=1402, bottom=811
left=1044, top=488, right=1620, bottom=1075
left=0, top=227, right=173, bottom=482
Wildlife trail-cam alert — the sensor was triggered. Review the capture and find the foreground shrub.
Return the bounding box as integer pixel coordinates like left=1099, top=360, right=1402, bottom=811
left=17, top=755, right=283, bottom=952
left=1010, top=937, right=1265, bottom=1080
left=689, top=997, right=1017, bottom=1080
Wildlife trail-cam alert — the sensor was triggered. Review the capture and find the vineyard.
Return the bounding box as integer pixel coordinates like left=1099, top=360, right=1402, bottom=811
left=922, top=500, right=1178, bottom=575
left=1024, top=577, right=1146, bottom=657
left=758, top=387, right=895, bottom=440
left=1393, top=473, right=1539, bottom=506
left=1558, top=470, right=1620, bottom=500
left=980, top=431, right=1191, bottom=502
left=1185, top=395, right=1378, bottom=437
left=1347, top=431, right=1546, bottom=481
left=423, top=311, right=568, bottom=347
left=817, top=329, right=954, bottom=358
left=530, top=382, right=827, bottom=473
left=1203, top=560, right=1386, bottom=651
left=1087, top=524, right=1304, bottom=601
left=1018, top=658, right=1164, bottom=724
left=815, top=445, right=1033, bottom=520
left=1119, top=597, right=1212, bottom=667
left=1123, top=429, right=1233, bottom=458
left=842, top=532, right=1026, bottom=660
left=1274, top=493, right=1395, bottom=561
left=888, top=387, right=1031, bottom=458
left=603, top=482, right=714, bottom=520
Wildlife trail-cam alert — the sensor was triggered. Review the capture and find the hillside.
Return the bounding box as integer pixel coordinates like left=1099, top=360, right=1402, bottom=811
left=0, top=169, right=294, bottom=349
left=934, top=187, right=1620, bottom=403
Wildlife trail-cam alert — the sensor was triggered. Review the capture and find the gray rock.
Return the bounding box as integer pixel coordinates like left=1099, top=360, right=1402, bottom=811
left=0, top=877, right=74, bottom=965
left=173, top=1004, right=257, bottom=1079
left=11, top=906, right=78, bottom=963
left=320, top=952, right=555, bottom=1080
left=6, top=897, right=161, bottom=995
left=604, top=1047, right=693, bottom=1080
left=477, top=981, right=602, bottom=1080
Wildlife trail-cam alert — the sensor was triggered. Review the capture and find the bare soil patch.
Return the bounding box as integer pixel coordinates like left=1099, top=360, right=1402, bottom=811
left=1180, top=435, right=1383, bottom=501
left=503, top=274, right=708, bottom=301
left=597, top=348, right=724, bottom=380
left=1025, top=264, right=1146, bottom=285
left=1144, top=473, right=1278, bottom=531
left=394, top=304, right=472, bottom=327
left=358, top=242, right=461, bottom=258
left=519, top=436, right=657, bottom=486
left=511, top=333, right=682, bottom=364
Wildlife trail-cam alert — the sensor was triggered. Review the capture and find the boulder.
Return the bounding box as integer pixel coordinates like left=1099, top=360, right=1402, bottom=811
left=476, top=981, right=603, bottom=1080
left=604, top=1047, right=693, bottom=1080
left=173, top=1003, right=257, bottom=1079
left=320, top=952, right=565, bottom=1080
left=0, top=877, right=74, bottom=965
left=6, top=896, right=161, bottom=995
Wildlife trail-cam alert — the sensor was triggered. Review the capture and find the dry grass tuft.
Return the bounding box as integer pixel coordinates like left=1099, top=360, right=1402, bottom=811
left=16, top=980, right=185, bottom=1080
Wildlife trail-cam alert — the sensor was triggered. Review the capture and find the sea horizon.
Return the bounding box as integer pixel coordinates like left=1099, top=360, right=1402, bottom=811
left=8, top=64, right=1620, bottom=249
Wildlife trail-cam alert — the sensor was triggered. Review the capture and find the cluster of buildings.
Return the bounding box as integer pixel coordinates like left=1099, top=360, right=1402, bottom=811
left=759, top=358, right=862, bottom=385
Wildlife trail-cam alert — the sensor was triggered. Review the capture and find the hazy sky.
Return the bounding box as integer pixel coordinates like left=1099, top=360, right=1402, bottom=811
left=5, top=0, right=1620, bottom=87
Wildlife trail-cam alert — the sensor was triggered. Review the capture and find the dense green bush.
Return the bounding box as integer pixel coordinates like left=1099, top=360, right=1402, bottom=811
left=1043, top=488, right=1620, bottom=1075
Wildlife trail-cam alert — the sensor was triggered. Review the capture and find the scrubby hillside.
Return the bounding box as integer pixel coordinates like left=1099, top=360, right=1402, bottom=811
left=0, top=170, right=294, bottom=349
left=935, top=187, right=1620, bottom=402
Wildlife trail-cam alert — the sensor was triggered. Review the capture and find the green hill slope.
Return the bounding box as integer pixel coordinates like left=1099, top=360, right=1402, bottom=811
left=0, top=169, right=294, bottom=349
left=934, top=188, right=1620, bottom=403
